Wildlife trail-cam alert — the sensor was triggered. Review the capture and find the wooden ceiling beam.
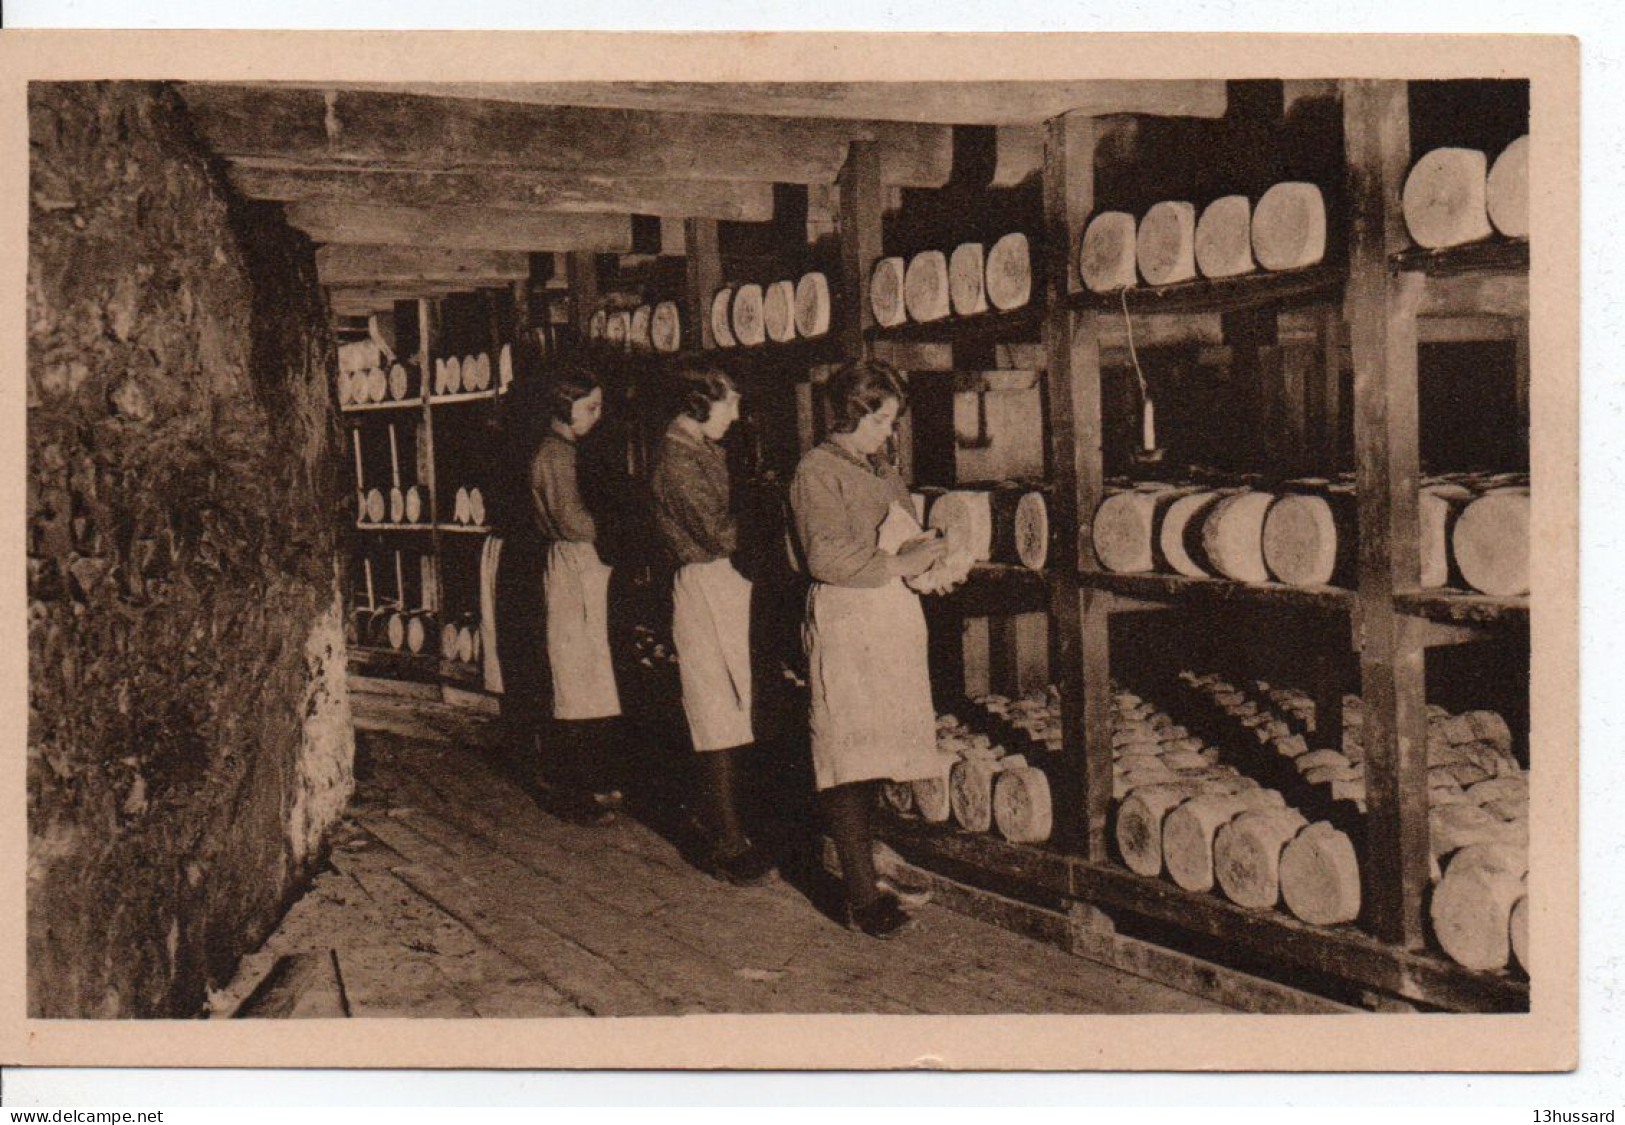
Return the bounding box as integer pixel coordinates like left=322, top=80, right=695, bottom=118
left=317, top=245, right=531, bottom=286
left=179, top=83, right=951, bottom=186
left=231, top=163, right=776, bottom=222
left=287, top=203, right=633, bottom=253
left=247, top=80, right=1229, bottom=126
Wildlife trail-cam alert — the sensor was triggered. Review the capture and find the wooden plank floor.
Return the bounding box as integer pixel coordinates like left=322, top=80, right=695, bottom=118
left=213, top=724, right=1226, bottom=1018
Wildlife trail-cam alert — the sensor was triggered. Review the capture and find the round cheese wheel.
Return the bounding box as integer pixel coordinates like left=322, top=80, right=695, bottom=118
left=985, top=233, right=1032, bottom=310
left=1200, top=490, right=1275, bottom=583
left=870, top=257, right=908, bottom=327
left=731, top=283, right=766, bottom=346
left=794, top=272, right=831, bottom=338
left=651, top=301, right=682, bottom=353
left=904, top=250, right=951, bottom=322
left=1195, top=194, right=1256, bottom=279
left=1452, top=487, right=1530, bottom=596
left=1158, top=490, right=1224, bottom=577
left=406, top=613, right=426, bottom=654
left=1079, top=211, right=1139, bottom=293
left=366, top=367, right=388, bottom=403
left=710, top=289, right=737, bottom=348
left=993, top=767, right=1053, bottom=844
left=498, top=344, right=514, bottom=390
left=454, top=486, right=471, bottom=525
left=388, top=363, right=409, bottom=401
left=404, top=486, right=422, bottom=525
left=605, top=312, right=630, bottom=349
left=1253, top=182, right=1328, bottom=270
left=456, top=625, right=475, bottom=664
left=441, top=622, right=460, bottom=660
left=468, top=487, right=486, bottom=527
left=762, top=280, right=797, bottom=343
left=629, top=306, right=653, bottom=352
left=948, top=243, right=989, bottom=315
left=1487, top=135, right=1529, bottom=239
left=587, top=310, right=608, bottom=341
left=1014, top=491, right=1049, bottom=571
left=365, top=488, right=386, bottom=524
left=1136, top=201, right=1199, bottom=286
left=1403, top=148, right=1493, bottom=250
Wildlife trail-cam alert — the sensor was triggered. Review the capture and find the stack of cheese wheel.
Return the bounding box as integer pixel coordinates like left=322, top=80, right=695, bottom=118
left=1136, top=201, right=1199, bottom=286
left=1252, top=182, right=1327, bottom=271
left=869, top=257, right=907, bottom=328
left=907, top=487, right=1050, bottom=593
left=1194, top=195, right=1256, bottom=279
left=914, top=714, right=1046, bottom=842
left=948, top=243, right=989, bottom=315
left=650, top=301, right=682, bottom=353
left=1403, top=147, right=1494, bottom=250
left=985, top=232, right=1032, bottom=310
left=904, top=250, right=951, bottom=323
left=793, top=273, right=831, bottom=338
left=1260, top=481, right=1358, bottom=588
left=762, top=280, right=797, bottom=343
left=975, top=685, right=1064, bottom=753
left=710, top=289, right=737, bottom=348
left=731, top=283, right=766, bottom=347
left=1079, top=211, right=1138, bottom=293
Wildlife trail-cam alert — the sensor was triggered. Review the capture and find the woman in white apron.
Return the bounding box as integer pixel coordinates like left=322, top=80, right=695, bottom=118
left=530, top=363, right=623, bottom=826
left=788, top=360, right=950, bottom=938
left=649, top=363, right=774, bottom=886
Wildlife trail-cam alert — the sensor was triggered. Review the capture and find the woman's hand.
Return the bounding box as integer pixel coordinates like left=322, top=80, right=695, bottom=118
left=892, top=535, right=948, bottom=577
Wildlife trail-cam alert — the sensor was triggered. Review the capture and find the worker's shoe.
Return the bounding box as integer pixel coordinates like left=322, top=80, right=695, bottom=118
left=846, top=892, right=915, bottom=940
left=875, top=870, right=933, bottom=908
left=707, top=840, right=776, bottom=887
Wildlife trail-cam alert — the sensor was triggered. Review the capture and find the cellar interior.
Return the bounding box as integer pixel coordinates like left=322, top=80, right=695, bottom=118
left=26, top=77, right=1531, bottom=1019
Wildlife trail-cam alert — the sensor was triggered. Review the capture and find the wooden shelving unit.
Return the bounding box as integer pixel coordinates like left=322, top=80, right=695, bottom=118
left=343, top=283, right=527, bottom=698
left=326, top=79, right=1531, bottom=1013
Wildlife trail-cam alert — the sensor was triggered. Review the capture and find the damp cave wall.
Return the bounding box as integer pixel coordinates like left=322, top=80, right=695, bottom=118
left=26, top=81, right=355, bottom=1018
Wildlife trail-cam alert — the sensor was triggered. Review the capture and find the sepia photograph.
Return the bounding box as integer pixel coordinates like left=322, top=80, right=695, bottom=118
left=5, top=32, right=1580, bottom=1072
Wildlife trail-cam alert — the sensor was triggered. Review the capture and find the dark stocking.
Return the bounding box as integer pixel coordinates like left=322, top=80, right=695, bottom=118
left=820, top=781, right=880, bottom=911
left=697, top=745, right=753, bottom=856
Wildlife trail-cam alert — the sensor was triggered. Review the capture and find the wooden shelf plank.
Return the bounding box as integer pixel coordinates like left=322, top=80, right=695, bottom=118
left=343, top=398, right=424, bottom=414
left=1079, top=569, right=1356, bottom=614
left=929, top=563, right=1049, bottom=617
left=1071, top=265, right=1343, bottom=317
left=355, top=522, right=435, bottom=533
left=865, top=305, right=1042, bottom=345
left=428, top=388, right=502, bottom=406
left=1394, top=589, right=1529, bottom=627
left=1391, top=238, right=1528, bottom=277
left=878, top=818, right=1528, bottom=1013
left=436, top=523, right=493, bottom=534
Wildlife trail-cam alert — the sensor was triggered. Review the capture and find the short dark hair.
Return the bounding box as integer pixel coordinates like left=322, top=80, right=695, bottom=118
left=825, top=359, right=908, bottom=433
left=672, top=361, right=739, bottom=424
left=544, top=360, right=601, bottom=424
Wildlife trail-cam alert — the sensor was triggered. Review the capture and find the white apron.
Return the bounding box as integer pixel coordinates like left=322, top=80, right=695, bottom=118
left=804, top=577, right=940, bottom=791
left=543, top=540, right=621, bottom=720
left=479, top=534, right=504, bottom=695
left=671, top=558, right=754, bottom=752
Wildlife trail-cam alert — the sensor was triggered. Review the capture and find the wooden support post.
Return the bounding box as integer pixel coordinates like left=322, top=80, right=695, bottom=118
left=684, top=219, right=723, bottom=352
left=1311, top=305, right=1346, bottom=471
left=1343, top=80, right=1431, bottom=949
left=1041, top=114, right=1111, bottom=860
left=837, top=141, right=885, bottom=360
left=417, top=297, right=442, bottom=613
left=565, top=251, right=600, bottom=347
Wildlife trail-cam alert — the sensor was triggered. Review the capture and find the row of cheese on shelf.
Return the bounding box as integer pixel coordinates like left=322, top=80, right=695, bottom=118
left=1078, top=182, right=1328, bottom=293
left=586, top=300, right=685, bottom=353
left=1091, top=474, right=1531, bottom=596
left=353, top=602, right=482, bottom=665
left=709, top=273, right=832, bottom=348
left=431, top=346, right=513, bottom=396
left=884, top=487, right=1050, bottom=594
left=353, top=484, right=485, bottom=527
left=880, top=713, right=1054, bottom=845
left=869, top=233, right=1032, bottom=328
left=340, top=362, right=415, bottom=406
left=1403, top=136, right=1529, bottom=249
left=1177, top=672, right=1528, bottom=972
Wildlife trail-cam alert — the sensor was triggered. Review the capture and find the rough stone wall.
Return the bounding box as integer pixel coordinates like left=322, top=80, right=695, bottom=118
left=26, top=81, right=354, bottom=1018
